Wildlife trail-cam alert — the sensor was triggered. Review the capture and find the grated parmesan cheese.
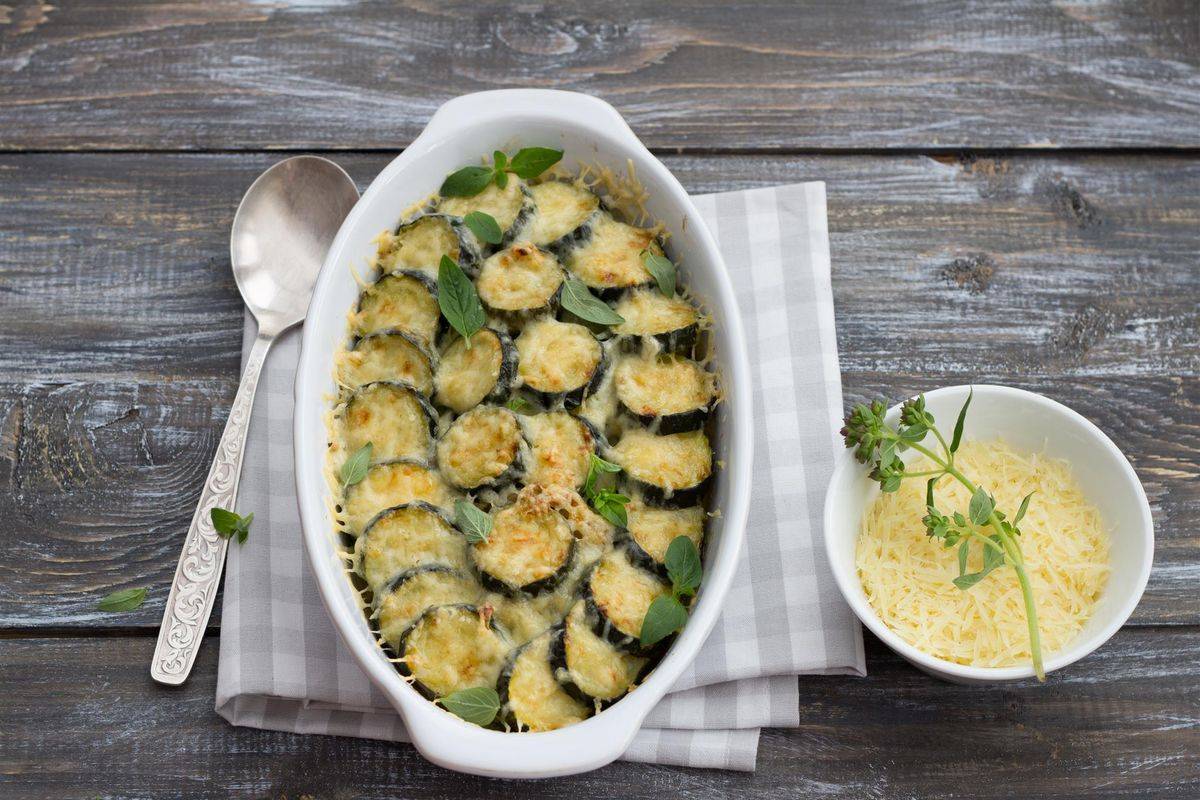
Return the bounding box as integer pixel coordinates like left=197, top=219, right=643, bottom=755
left=857, top=439, right=1110, bottom=668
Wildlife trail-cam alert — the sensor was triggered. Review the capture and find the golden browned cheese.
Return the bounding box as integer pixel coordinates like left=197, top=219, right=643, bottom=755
left=476, top=243, right=563, bottom=312
left=434, top=330, right=503, bottom=413
left=614, top=354, right=714, bottom=416
left=589, top=548, right=669, bottom=638
left=525, top=181, right=599, bottom=245
left=522, top=412, right=593, bottom=490
left=560, top=601, right=646, bottom=701
left=436, top=407, right=521, bottom=489
left=339, top=333, right=433, bottom=395
left=342, top=383, right=430, bottom=463
left=403, top=606, right=507, bottom=697
left=627, top=504, right=705, bottom=564
left=377, top=570, right=480, bottom=650
left=612, top=428, right=712, bottom=491
left=439, top=179, right=528, bottom=232
left=505, top=632, right=588, bottom=732
left=342, top=461, right=455, bottom=533
left=472, top=493, right=573, bottom=588
left=377, top=216, right=460, bottom=279
left=614, top=288, right=697, bottom=336
left=516, top=317, right=600, bottom=393
left=356, top=505, right=469, bottom=593
left=565, top=214, right=658, bottom=291
left=354, top=273, right=440, bottom=345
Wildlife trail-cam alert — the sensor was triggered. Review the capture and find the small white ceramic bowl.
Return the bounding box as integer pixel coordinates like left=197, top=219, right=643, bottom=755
left=823, top=384, right=1153, bottom=683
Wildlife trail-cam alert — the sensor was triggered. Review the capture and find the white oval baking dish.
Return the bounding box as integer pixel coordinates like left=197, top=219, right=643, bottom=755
left=293, top=90, right=753, bottom=778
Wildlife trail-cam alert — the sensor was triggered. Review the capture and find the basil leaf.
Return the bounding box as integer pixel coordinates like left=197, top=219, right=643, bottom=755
left=590, top=454, right=621, bottom=474
left=664, top=535, right=702, bottom=597
left=583, top=453, right=621, bottom=497
left=640, top=594, right=688, bottom=648
left=592, top=491, right=630, bottom=528
left=438, top=255, right=486, bottom=345
left=968, top=487, right=994, bottom=526
left=439, top=686, right=500, bottom=727
left=454, top=500, right=492, bottom=544
left=641, top=251, right=676, bottom=298
left=440, top=166, right=495, bottom=198
left=950, top=387, right=972, bottom=454
left=508, top=147, right=563, bottom=179
left=211, top=507, right=253, bottom=544
left=340, top=442, right=373, bottom=487
left=463, top=210, right=503, bottom=245
left=97, top=587, right=148, bottom=612
left=560, top=278, right=624, bottom=326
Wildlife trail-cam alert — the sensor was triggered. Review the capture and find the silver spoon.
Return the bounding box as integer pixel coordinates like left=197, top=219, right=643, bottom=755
left=151, top=156, right=359, bottom=685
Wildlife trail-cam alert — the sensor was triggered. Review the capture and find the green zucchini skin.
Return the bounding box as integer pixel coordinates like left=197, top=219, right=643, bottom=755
left=393, top=213, right=482, bottom=276
left=499, top=185, right=538, bottom=249
left=623, top=405, right=709, bottom=435
left=395, top=603, right=505, bottom=704
left=631, top=475, right=711, bottom=509
left=473, top=538, right=576, bottom=598
left=357, top=499, right=461, bottom=548
left=616, top=324, right=699, bottom=359
left=616, top=527, right=665, bottom=580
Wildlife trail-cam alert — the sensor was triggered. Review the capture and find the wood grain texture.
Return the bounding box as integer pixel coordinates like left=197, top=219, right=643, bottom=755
left=0, top=152, right=1196, bottom=628
left=1, top=1, right=1199, bottom=151
left=1, top=629, right=1196, bottom=799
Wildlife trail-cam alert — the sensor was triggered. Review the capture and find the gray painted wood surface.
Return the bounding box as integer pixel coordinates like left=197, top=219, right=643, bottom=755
left=1, top=1, right=1197, bottom=797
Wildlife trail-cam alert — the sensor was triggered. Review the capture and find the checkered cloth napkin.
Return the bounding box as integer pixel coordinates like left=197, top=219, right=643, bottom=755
left=215, top=182, right=866, bottom=771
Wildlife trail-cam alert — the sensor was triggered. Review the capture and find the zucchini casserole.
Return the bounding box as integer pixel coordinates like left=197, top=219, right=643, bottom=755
left=327, top=150, right=718, bottom=732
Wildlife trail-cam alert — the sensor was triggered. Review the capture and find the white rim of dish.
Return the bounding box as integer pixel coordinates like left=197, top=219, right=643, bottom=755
left=823, top=383, right=1154, bottom=681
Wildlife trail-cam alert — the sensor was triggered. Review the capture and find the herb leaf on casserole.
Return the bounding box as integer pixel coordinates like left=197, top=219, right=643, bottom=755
left=340, top=442, right=373, bottom=486
left=560, top=279, right=624, bottom=326
left=438, top=686, right=501, bottom=726
left=437, top=255, right=486, bottom=346
left=439, top=148, right=564, bottom=198
left=641, top=251, right=677, bottom=298
left=454, top=500, right=493, bottom=544
left=463, top=210, right=503, bottom=245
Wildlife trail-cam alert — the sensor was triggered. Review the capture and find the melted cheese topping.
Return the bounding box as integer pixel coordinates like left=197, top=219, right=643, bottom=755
left=505, top=632, right=588, bottom=732
left=342, top=383, right=431, bottom=463
left=403, top=606, right=507, bottom=697
left=566, top=214, right=657, bottom=291
left=590, top=548, right=670, bottom=639
left=615, top=355, right=714, bottom=416
left=522, top=412, right=594, bottom=489
left=434, top=330, right=503, bottom=413
left=339, top=333, right=434, bottom=395
left=612, top=428, right=712, bottom=491
left=476, top=243, right=563, bottom=312
left=357, top=505, right=469, bottom=592
left=615, top=289, right=698, bottom=336
left=627, top=504, right=705, bottom=565
left=473, top=494, right=574, bottom=589
left=376, top=216, right=460, bottom=278
left=858, top=439, right=1111, bottom=668
left=516, top=317, right=600, bottom=393
left=354, top=273, right=440, bottom=345
left=436, top=407, right=522, bottom=489
left=439, top=180, right=528, bottom=232
left=560, top=601, right=646, bottom=701
left=525, top=181, right=599, bottom=245
left=378, top=568, right=480, bottom=649
left=343, top=462, right=455, bottom=533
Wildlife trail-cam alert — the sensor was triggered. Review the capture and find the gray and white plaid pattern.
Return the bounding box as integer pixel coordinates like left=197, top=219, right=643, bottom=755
left=216, top=182, right=865, bottom=772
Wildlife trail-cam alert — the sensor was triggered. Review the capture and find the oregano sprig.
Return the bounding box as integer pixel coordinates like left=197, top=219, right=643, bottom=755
left=438, top=686, right=500, bottom=726
left=581, top=454, right=629, bottom=528
left=454, top=500, right=492, bottom=544
left=210, top=507, right=253, bottom=544
left=440, top=147, right=564, bottom=198
left=840, top=387, right=1046, bottom=680
left=640, top=535, right=703, bottom=647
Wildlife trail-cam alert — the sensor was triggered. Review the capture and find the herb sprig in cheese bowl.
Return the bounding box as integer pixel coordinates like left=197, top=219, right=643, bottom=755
left=823, top=384, right=1153, bottom=683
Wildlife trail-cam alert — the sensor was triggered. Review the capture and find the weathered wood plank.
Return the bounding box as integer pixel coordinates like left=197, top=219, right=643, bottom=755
left=1, top=1, right=1198, bottom=151
left=1, top=629, right=1195, bottom=799
left=0, top=152, right=1196, bottom=628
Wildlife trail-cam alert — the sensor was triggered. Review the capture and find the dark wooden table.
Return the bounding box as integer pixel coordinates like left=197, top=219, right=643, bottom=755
left=2, top=2, right=1197, bottom=798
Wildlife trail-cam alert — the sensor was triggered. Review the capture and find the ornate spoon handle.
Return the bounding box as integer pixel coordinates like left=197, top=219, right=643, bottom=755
left=150, top=331, right=273, bottom=685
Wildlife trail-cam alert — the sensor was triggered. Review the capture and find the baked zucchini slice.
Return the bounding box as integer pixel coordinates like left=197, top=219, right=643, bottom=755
left=475, top=243, right=564, bottom=319
left=563, top=213, right=660, bottom=298
left=434, top=328, right=518, bottom=414
left=498, top=630, right=590, bottom=732
left=438, top=180, right=536, bottom=249
left=376, top=565, right=479, bottom=652
left=613, top=289, right=700, bottom=356
left=515, top=317, right=606, bottom=409
left=397, top=604, right=508, bottom=700
left=340, top=329, right=435, bottom=396
left=342, top=459, right=456, bottom=534
left=551, top=600, right=647, bottom=705
left=520, top=411, right=599, bottom=490
left=611, top=428, right=712, bottom=508
left=522, top=180, right=601, bottom=250
left=583, top=546, right=671, bottom=652
left=614, top=354, right=715, bottom=434
left=623, top=504, right=706, bottom=579
left=436, top=406, right=524, bottom=490
left=354, top=270, right=441, bottom=346
left=377, top=214, right=479, bottom=279
left=342, top=382, right=437, bottom=463
left=355, top=502, right=469, bottom=594
left=471, top=497, right=575, bottom=596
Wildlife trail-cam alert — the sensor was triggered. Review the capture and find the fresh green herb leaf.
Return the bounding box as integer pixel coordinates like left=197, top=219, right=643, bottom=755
left=506, top=394, right=534, bottom=414
left=440, top=166, right=495, bottom=198
left=956, top=540, right=970, bottom=576
left=560, top=278, right=624, bottom=326
left=665, top=535, right=702, bottom=597
left=950, top=387, right=973, bottom=453
left=640, top=594, right=689, bottom=648
left=968, top=487, right=994, bottom=526
left=463, top=210, right=503, bottom=245
left=492, top=150, right=508, bottom=171
left=926, top=477, right=937, bottom=509
left=454, top=500, right=492, bottom=544
left=211, top=507, right=253, bottom=544
left=583, top=453, right=622, bottom=496
left=641, top=251, right=676, bottom=298
left=591, top=490, right=630, bottom=528
left=340, top=442, right=373, bottom=487
left=438, top=255, right=486, bottom=345
left=438, top=686, right=500, bottom=726
left=508, top=147, right=563, bottom=179
left=1014, top=491, right=1034, bottom=525
left=97, top=587, right=148, bottom=612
